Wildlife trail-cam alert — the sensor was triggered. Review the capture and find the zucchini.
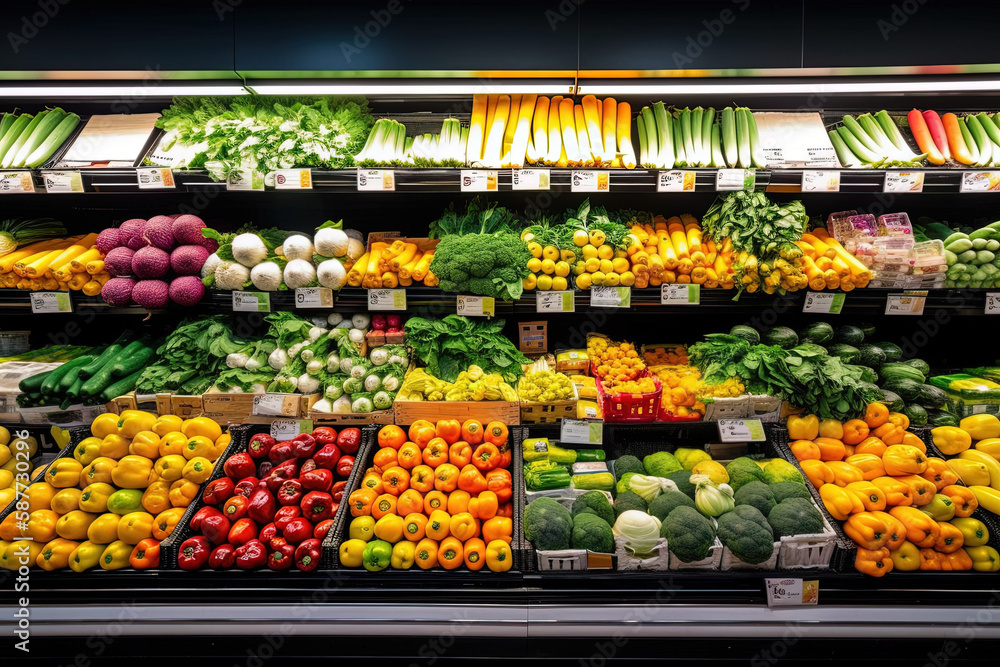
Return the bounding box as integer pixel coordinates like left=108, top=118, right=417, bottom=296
left=835, top=325, right=865, bottom=346
left=902, top=404, right=928, bottom=426
left=109, top=345, right=154, bottom=378
left=40, top=356, right=94, bottom=395
left=873, top=341, right=903, bottom=363
left=915, top=384, right=948, bottom=409
left=575, top=449, right=606, bottom=463
left=18, top=370, right=51, bottom=393
left=59, top=355, right=95, bottom=390
left=880, top=362, right=926, bottom=384
left=80, top=342, right=143, bottom=396
left=883, top=377, right=923, bottom=402
left=827, top=343, right=861, bottom=364
left=99, top=369, right=144, bottom=403
left=880, top=389, right=905, bottom=412
left=926, top=410, right=960, bottom=427
left=904, top=358, right=931, bottom=376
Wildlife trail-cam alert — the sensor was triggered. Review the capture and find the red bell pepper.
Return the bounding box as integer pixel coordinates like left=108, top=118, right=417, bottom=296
left=282, top=517, right=313, bottom=544
left=292, top=433, right=317, bottom=459
left=247, top=433, right=275, bottom=460
left=301, top=491, right=334, bottom=522
left=295, top=538, right=322, bottom=572
left=259, top=522, right=278, bottom=545
left=314, top=519, right=334, bottom=541
left=268, top=441, right=295, bottom=464
left=312, top=427, right=337, bottom=446
left=301, top=468, right=333, bottom=492
left=330, top=480, right=347, bottom=503
left=268, top=542, right=295, bottom=571
left=257, top=461, right=273, bottom=478
left=313, top=444, right=342, bottom=471
left=274, top=506, right=301, bottom=533
left=248, top=485, right=277, bottom=523
left=178, top=536, right=210, bottom=570
left=234, top=539, right=267, bottom=570
left=277, top=479, right=303, bottom=506
left=201, top=513, right=231, bottom=546
left=336, top=455, right=355, bottom=479
left=228, top=518, right=258, bottom=546
left=208, top=543, right=235, bottom=569
left=129, top=538, right=160, bottom=569
left=299, top=458, right=317, bottom=475
left=234, top=477, right=260, bottom=498
left=337, top=428, right=361, bottom=455
left=190, top=506, right=223, bottom=532
left=224, top=452, right=256, bottom=480
left=263, top=459, right=299, bottom=492
left=222, top=495, right=249, bottom=521
left=202, top=477, right=235, bottom=505
left=472, top=443, right=500, bottom=471
left=269, top=535, right=288, bottom=551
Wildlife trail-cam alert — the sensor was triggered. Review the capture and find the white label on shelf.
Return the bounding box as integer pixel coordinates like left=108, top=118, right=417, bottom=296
left=660, top=284, right=700, bottom=305
left=30, top=292, right=71, bottom=313
left=657, top=170, right=696, bottom=192
left=0, top=171, right=35, bottom=193
left=885, top=291, right=927, bottom=316
left=136, top=167, right=175, bottom=189
left=801, top=170, right=841, bottom=192
left=590, top=286, right=631, bottom=308
left=226, top=169, right=264, bottom=191
left=252, top=394, right=292, bottom=417
left=717, top=419, right=766, bottom=442
left=561, top=418, right=603, bottom=445
left=295, top=287, right=333, bottom=308
left=716, top=169, right=753, bottom=191
left=536, top=290, right=575, bottom=313
left=42, top=170, right=83, bottom=193
left=456, top=295, right=495, bottom=317
left=883, top=171, right=924, bottom=193
left=512, top=168, right=550, bottom=190
left=571, top=170, right=609, bottom=192
left=368, top=288, right=407, bottom=311
left=766, top=578, right=818, bottom=607
left=802, top=292, right=845, bottom=314
left=986, top=293, right=1000, bottom=314
left=763, top=147, right=785, bottom=168
left=960, top=172, right=1000, bottom=193
left=460, top=170, right=497, bottom=192
left=232, top=291, right=271, bottom=312
left=270, top=419, right=312, bottom=441
left=805, top=147, right=837, bottom=166
left=357, top=169, right=395, bottom=191
left=274, top=169, right=312, bottom=189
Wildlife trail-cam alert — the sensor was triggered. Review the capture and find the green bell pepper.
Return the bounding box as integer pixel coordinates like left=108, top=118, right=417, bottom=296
left=106, top=489, right=143, bottom=516
left=920, top=494, right=956, bottom=522
left=362, top=539, right=392, bottom=572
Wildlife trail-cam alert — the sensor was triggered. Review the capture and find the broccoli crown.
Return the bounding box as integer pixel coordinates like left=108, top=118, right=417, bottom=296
left=428, top=233, right=531, bottom=301
left=769, top=481, right=812, bottom=503
left=614, top=490, right=648, bottom=517
left=761, top=459, right=806, bottom=486
left=666, top=470, right=696, bottom=499
left=725, top=457, right=767, bottom=492
left=524, top=497, right=572, bottom=551
left=647, top=490, right=696, bottom=522
left=613, top=455, right=645, bottom=479
left=733, top=481, right=777, bottom=518
left=571, top=513, right=615, bottom=553
left=717, top=506, right=776, bottom=565
left=571, top=490, right=615, bottom=526
left=643, top=451, right=683, bottom=478
left=662, top=506, right=717, bottom=563
left=767, top=497, right=825, bottom=540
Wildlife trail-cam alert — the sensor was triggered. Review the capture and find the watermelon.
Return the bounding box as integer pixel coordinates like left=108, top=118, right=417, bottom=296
left=927, top=410, right=960, bottom=427
left=880, top=363, right=926, bottom=384
left=880, top=389, right=905, bottom=412
left=916, top=384, right=948, bottom=409
left=857, top=344, right=887, bottom=368
left=827, top=343, right=861, bottom=364
left=729, top=325, right=760, bottom=345
left=765, top=326, right=799, bottom=349
left=905, top=358, right=931, bottom=376
left=873, top=341, right=903, bottom=363
left=902, top=403, right=928, bottom=426
left=800, top=322, right=835, bottom=344
left=835, top=325, right=865, bottom=346
left=857, top=322, right=877, bottom=339
left=883, top=377, right=923, bottom=402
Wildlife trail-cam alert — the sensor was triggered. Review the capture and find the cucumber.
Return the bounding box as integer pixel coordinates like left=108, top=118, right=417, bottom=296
left=18, top=370, right=51, bottom=393
left=574, top=449, right=607, bottom=463
left=59, top=354, right=95, bottom=390
left=80, top=342, right=142, bottom=396
left=78, top=340, right=127, bottom=379
left=109, top=344, right=153, bottom=378
left=66, top=375, right=84, bottom=402
left=100, top=369, right=144, bottom=402
left=40, top=356, right=94, bottom=395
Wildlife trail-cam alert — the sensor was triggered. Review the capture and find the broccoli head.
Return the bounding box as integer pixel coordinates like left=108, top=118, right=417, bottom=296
left=428, top=232, right=531, bottom=301
left=524, top=497, right=572, bottom=551
left=717, top=505, right=776, bottom=565
left=733, top=481, right=776, bottom=518
left=614, top=490, right=648, bottom=517
left=571, top=491, right=615, bottom=526
left=662, top=506, right=717, bottom=563
left=613, top=455, right=645, bottom=479
left=767, top=497, right=825, bottom=539
left=666, top=470, right=696, bottom=499
left=643, top=451, right=683, bottom=478
left=571, top=513, right=614, bottom=553
left=725, top=457, right=767, bottom=491
left=647, top=490, right=696, bottom=522
left=770, top=482, right=812, bottom=503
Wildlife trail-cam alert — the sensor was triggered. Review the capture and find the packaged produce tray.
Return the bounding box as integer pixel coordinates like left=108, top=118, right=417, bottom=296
left=595, top=371, right=661, bottom=423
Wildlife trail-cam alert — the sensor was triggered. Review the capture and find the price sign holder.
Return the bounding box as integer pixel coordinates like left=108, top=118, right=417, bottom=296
left=295, top=287, right=333, bottom=308
left=42, top=170, right=84, bottom=193
left=536, top=291, right=575, bottom=313
left=661, top=284, right=700, bottom=305
left=717, top=419, right=766, bottom=442
left=801, top=171, right=841, bottom=192
left=571, top=170, right=609, bottom=192
left=766, top=578, right=819, bottom=607
left=252, top=394, right=299, bottom=417
left=590, top=286, right=631, bottom=308
left=227, top=169, right=264, bottom=191
left=270, top=419, right=313, bottom=441
left=368, top=289, right=407, bottom=311
left=960, top=172, right=1000, bottom=193
left=274, top=169, right=312, bottom=189
left=802, top=292, right=845, bottom=314
left=30, top=292, right=72, bottom=313
left=716, top=169, right=754, bottom=191
left=232, top=291, right=271, bottom=312
left=883, top=171, right=924, bottom=193
left=512, top=168, right=550, bottom=190
left=456, top=295, right=495, bottom=317
left=561, top=418, right=603, bottom=446
left=136, top=167, right=175, bottom=189
left=657, top=170, right=696, bottom=192
left=885, top=291, right=927, bottom=316
left=460, top=170, right=497, bottom=192
left=357, top=169, right=395, bottom=191
left=986, top=293, right=1000, bottom=314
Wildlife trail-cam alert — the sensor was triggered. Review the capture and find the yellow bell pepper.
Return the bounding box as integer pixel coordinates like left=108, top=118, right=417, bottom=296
left=932, top=426, right=973, bottom=455
left=2, top=540, right=43, bottom=570
left=118, top=411, right=156, bottom=439
left=881, top=445, right=928, bottom=476
left=966, top=545, right=1000, bottom=572
left=182, top=435, right=215, bottom=461
left=26, top=509, right=59, bottom=542
left=0, top=469, right=13, bottom=488
left=24, top=482, right=55, bottom=513
left=961, top=414, right=1000, bottom=441
left=339, top=538, right=366, bottom=568
left=818, top=418, right=844, bottom=439
left=168, top=479, right=199, bottom=508
left=79, top=482, right=115, bottom=513
left=91, top=413, right=121, bottom=439
left=486, top=539, right=513, bottom=572
left=787, top=414, right=819, bottom=440
left=182, top=456, right=213, bottom=484
left=391, top=540, right=416, bottom=569
left=154, top=454, right=186, bottom=482
left=141, top=480, right=172, bottom=515
left=99, top=540, right=133, bottom=570
left=0, top=443, right=10, bottom=467
left=111, top=455, right=157, bottom=489
left=181, top=416, right=223, bottom=442
left=819, top=483, right=863, bottom=520
left=158, top=432, right=187, bottom=457
left=0, top=513, right=21, bottom=541
left=50, top=488, right=82, bottom=514
left=69, top=540, right=105, bottom=572
left=153, top=507, right=185, bottom=541
left=36, top=538, right=79, bottom=570
left=87, top=512, right=121, bottom=544
left=117, top=511, right=154, bottom=544
left=0, top=488, right=13, bottom=508
left=72, top=436, right=103, bottom=466
left=212, top=433, right=231, bottom=462
left=890, top=540, right=921, bottom=571
left=80, top=456, right=118, bottom=486
left=152, top=414, right=184, bottom=437
left=99, top=434, right=131, bottom=460
left=128, top=431, right=161, bottom=459
left=374, top=514, right=404, bottom=543
left=55, top=510, right=98, bottom=541
left=45, top=459, right=83, bottom=488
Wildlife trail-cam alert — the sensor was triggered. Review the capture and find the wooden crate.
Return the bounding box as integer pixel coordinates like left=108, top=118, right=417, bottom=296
left=310, top=408, right=395, bottom=425
left=519, top=382, right=579, bottom=424
left=156, top=394, right=203, bottom=418
left=518, top=321, right=548, bottom=354
left=109, top=392, right=137, bottom=414
left=393, top=399, right=520, bottom=426
left=201, top=393, right=257, bottom=426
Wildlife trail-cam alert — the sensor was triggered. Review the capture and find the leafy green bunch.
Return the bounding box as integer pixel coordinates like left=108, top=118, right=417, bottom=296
left=403, top=315, right=530, bottom=384
left=701, top=191, right=808, bottom=258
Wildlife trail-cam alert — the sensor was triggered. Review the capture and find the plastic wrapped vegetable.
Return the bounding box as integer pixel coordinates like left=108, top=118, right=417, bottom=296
left=571, top=472, right=614, bottom=492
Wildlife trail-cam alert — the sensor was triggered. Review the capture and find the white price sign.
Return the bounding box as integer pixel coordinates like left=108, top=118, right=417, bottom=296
left=885, top=291, right=927, bottom=316
left=805, top=147, right=837, bottom=166
left=456, top=295, right=495, bottom=317
left=766, top=578, right=818, bottom=607
left=763, top=147, right=785, bottom=168
left=536, top=291, right=575, bottom=313
left=960, top=172, right=1000, bottom=193
left=136, top=167, right=175, bottom=189
left=511, top=168, right=550, bottom=190
left=590, top=286, right=631, bottom=308
left=660, top=283, right=700, bottom=305
left=571, top=170, right=609, bottom=192
left=657, top=170, right=696, bottom=192
left=30, top=292, right=71, bottom=313
left=561, top=418, right=603, bottom=445
left=295, top=287, right=333, bottom=308
left=252, top=394, right=294, bottom=417
left=274, top=169, right=312, bottom=189
left=0, top=171, right=35, bottom=193
left=801, top=170, right=841, bottom=192
left=357, top=169, right=395, bottom=191
left=368, top=288, right=407, bottom=311
left=883, top=171, right=924, bottom=193
left=270, top=419, right=313, bottom=441
left=42, top=170, right=83, bottom=193
left=460, top=170, right=497, bottom=192
left=802, top=292, right=845, bottom=314
left=716, top=169, right=753, bottom=191
left=987, top=293, right=1000, bottom=314
left=717, top=419, right=766, bottom=442
left=226, top=169, right=264, bottom=191
left=232, top=291, right=271, bottom=312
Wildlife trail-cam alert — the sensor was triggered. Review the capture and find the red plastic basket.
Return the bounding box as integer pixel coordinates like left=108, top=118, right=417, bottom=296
left=595, top=371, right=662, bottom=422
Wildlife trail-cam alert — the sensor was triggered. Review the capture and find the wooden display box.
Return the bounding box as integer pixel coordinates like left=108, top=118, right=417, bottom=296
left=393, top=399, right=520, bottom=426
left=155, top=394, right=203, bottom=418
left=201, top=393, right=258, bottom=426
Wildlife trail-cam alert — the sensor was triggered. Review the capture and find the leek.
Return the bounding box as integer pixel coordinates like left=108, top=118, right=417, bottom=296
left=691, top=106, right=704, bottom=165
left=679, top=107, right=695, bottom=163
left=842, top=115, right=881, bottom=154
left=829, top=130, right=860, bottom=168
left=746, top=110, right=767, bottom=169
left=735, top=107, right=751, bottom=168
left=702, top=107, right=716, bottom=166
left=652, top=101, right=672, bottom=169
left=640, top=106, right=658, bottom=168
left=26, top=113, right=80, bottom=168
left=959, top=118, right=983, bottom=167
left=1, top=111, right=46, bottom=168
left=0, top=113, right=31, bottom=165
left=11, top=107, right=65, bottom=168
left=710, top=123, right=724, bottom=168
left=721, top=107, right=737, bottom=167
left=636, top=114, right=648, bottom=168
left=672, top=117, right=687, bottom=166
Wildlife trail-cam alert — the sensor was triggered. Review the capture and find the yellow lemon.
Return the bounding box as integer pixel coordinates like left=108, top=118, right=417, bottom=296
left=604, top=272, right=620, bottom=286
left=522, top=274, right=537, bottom=290
left=597, top=245, right=614, bottom=260
left=585, top=258, right=601, bottom=273
left=528, top=242, right=543, bottom=258
left=614, top=249, right=628, bottom=259
left=560, top=249, right=578, bottom=263
left=581, top=244, right=598, bottom=260
left=552, top=276, right=568, bottom=291
left=554, top=261, right=570, bottom=277
left=542, top=245, right=560, bottom=261
left=576, top=273, right=592, bottom=289
left=527, top=258, right=542, bottom=273
left=536, top=274, right=553, bottom=291
left=589, top=229, right=606, bottom=246
left=590, top=271, right=606, bottom=286
left=612, top=258, right=631, bottom=274
left=599, top=259, right=614, bottom=274
left=573, top=261, right=587, bottom=276
left=540, top=259, right=556, bottom=275
left=573, top=230, right=590, bottom=247
left=620, top=271, right=636, bottom=286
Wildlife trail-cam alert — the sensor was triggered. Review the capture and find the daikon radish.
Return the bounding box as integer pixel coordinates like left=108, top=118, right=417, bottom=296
left=559, top=98, right=580, bottom=166
left=508, top=94, right=537, bottom=168
left=574, top=105, right=592, bottom=166
left=530, top=96, right=549, bottom=162
left=617, top=102, right=636, bottom=169
left=501, top=94, right=522, bottom=160
left=581, top=95, right=604, bottom=162
left=545, top=96, right=563, bottom=165
left=602, top=97, right=617, bottom=164
left=482, top=95, right=510, bottom=168
left=466, top=94, right=488, bottom=165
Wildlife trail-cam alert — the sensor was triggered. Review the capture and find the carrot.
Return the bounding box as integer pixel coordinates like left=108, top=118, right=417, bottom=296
left=907, top=109, right=945, bottom=165
left=922, top=110, right=951, bottom=159
left=412, top=251, right=433, bottom=282
left=943, top=113, right=975, bottom=165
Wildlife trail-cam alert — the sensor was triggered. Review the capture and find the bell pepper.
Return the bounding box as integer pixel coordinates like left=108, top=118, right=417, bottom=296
left=459, top=537, right=484, bottom=571
left=468, top=491, right=499, bottom=521
left=889, top=506, right=941, bottom=548
left=966, top=545, right=1000, bottom=571
left=26, top=509, right=58, bottom=542
left=935, top=521, right=965, bottom=553
left=126, top=431, right=159, bottom=459
left=118, top=412, right=156, bottom=439
left=944, top=548, right=973, bottom=571
left=399, top=488, right=423, bottom=516
left=434, top=463, right=460, bottom=493
left=301, top=491, right=334, bottom=522
left=277, top=479, right=303, bottom=506
left=158, top=432, right=187, bottom=457
left=234, top=539, right=267, bottom=570
left=140, top=480, right=171, bottom=515
left=74, top=437, right=102, bottom=466
left=202, top=477, right=235, bottom=506
left=1, top=540, right=40, bottom=570
left=819, top=483, right=863, bottom=521
left=362, top=538, right=392, bottom=571
left=787, top=414, right=819, bottom=440
left=247, top=433, right=275, bottom=460
left=301, top=468, right=333, bottom=493
left=46, top=459, right=84, bottom=488
left=920, top=457, right=959, bottom=491
left=871, top=511, right=906, bottom=551
left=117, top=511, right=154, bottom=545
left=422, top=438, right=449, bottom=467
left=273, top=506, right=301, bottom=533
left=0, top=515, right=19, bottom=542
left=446, top=441, right=471, bottom=468
left=337, top=428, right=361, bottom=455
left=854, top=546, right=893, bottom=577
left=313, top=443, right=342, bottom=471
left=898, top=474, right=936, bottom=506
left=201, top=512, right=231, bottom=546
left=388, top=539, right=416, bottom=570
left=449, top=512, right=478, bottom=541
left=951, top=517, right=989, bottom=547
left=873, top=423, right=906, bottom=445
left=247, top=486, right=276, bottom=524
left=292, top=434, right=317, bottom=459
left=374, top=447, right=398, bottom=471
left=890, top=540, right=920, bottom=571
left=458, top=465, right=488, bottom=494
left=152, top=507, right=184, bottom=541
left=882, top=445, right=929, bottom=476
left=99, top=434, right=130, bottom=460
left=311, top=427, right=337, bottom=446
left=844, top=512, right=889, bottom=550
left=68, top=540, right=104, bottom=572
left=815, top=418, right=842, bottom=439
left=838, top=419, right=869, bottom=446
left=37, top=538, right=79, bottom=570
left=940, top=486, right=977, bottom=519
left=268, top=542, right=295, bottom=571
left=801, top=459, right=835, bottom=489
left=264, top=460, right=300, bottom=491
left=919, top=548, right=943, bottom=571
left=260, top=523, right=278, bottom=545
left=844, top=453, right=885, bottom=481
left=960, top=414, right=1000, bottom=441
left=330, top=480, right=347, bottom=504
left=825, top=461, right=862, bottom=487
left=152, top=454, right=186, bottom=483
left=486, top=539, right=513, bottom=572
left=50, top=488, right=82, bottom=515
left=168, top=479, right=200, bottom=508
left=920, top=494, right=956, bottom=522
left=399, top=512, right=426, bottom=542
left=268, top=441, right=295, bottom=465
left=414, top=537, right=439, bottom=569
left=844, top=481, right=887, bottom=512
left=181, top=457, right=213, bottom=484
left=234, top=477, right=260, bottom=498
left=408, top=465, right=433, bottom=493
left=447, top=490, right=469, bottom=515
left=129, top=538, right=160, bottom=569
left=947, top=459, right=991, bottom=486
left=228, top=518, right=258, bottom=546
left=471, top=443, right=501, bottom=472
left=886, top=412, right=909, bottom=430
left=482, top=516, right=513, bottom=545
left=486, top=469, right=513, bottom=504
left=209, top=543, right=235, bottom=569
left=224, top=452, right=258, bottom=480
left=871, top=476, right=912, bottom=507
left=100, top=540, right=133, bottom=570
left=339, top=538, right=366, bottom=567
left=336, top=455, right=354, bottom=478
left=294, top=538, right=321, bottom=572
left=72, top=484, right=108, bottom=515
left=931, top=426, right=972, bottom=455
left=86, top=512, right=121, bottom=544
left=283, top=518, right=313, bottom=544
left=56, top=510, right=98, bottom=541
left=372, top=493, right=398, bottom=520
left=381, top=466, right=410, bottom=496
left=438, top=535, right=463, bottom=569
left=427, top=509, right=452, bottom=541
left=22, top=482, right=55, bottom=514
left=348, top=488, right=376, bottom=517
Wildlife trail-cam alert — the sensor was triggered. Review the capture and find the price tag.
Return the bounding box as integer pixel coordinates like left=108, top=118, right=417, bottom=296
left=561, top=418, right=603, bottom=445
left=883, top=171, right=924, bottom=193
left=806, top=146, right=837, bottom=166
left=716, top=169, right=753, bottom=191
left=232, top=291, right=271, bottom=312
left=42, top=170, right=83, bottom=193
left=660, top=284, right=700, bottom=305
left=460, top=170, right=497, bottom=192
left=456, top=295, right=495, bottom=317
left=960, top=172, right=1000, bottom=193
left=136, top=167, right=175, bottom=189
left=252, top=394, right=295, bottom=417
left=801, top=170, right=841, bottom=192
left=987, top=293, right=1000, bottom=314
left=270, top=419, right=313, bottom=441
left=571, top=170, right=609, bottom=192
left=765, top=578, right=819, bottom=607
left=885, top=291, right=926, bottom=316
left=274, top=169, right=312, bottom=189
left=536, top=291, right=575, bottom=313
left=295, top=287, right=333, bottom=308
left=368, top=288, right=407, bottom=311
left=226, top=169, right=264, bottom=191
left=763, top=147, right=785, bottom=168
left=802, top=292, right=845, bottom=314
left=717, top=419, right=766, bottom=442
left=0, top=171, right=35, bottom=193
left=357, top=169, right=395, bottom=191
left=30, top=292, right=71, bottom=313
left=590, top=286, right=631, bottom=308
left=657, top=170, right=696, bottom=192
left=512, top=168, right=550, bottom=190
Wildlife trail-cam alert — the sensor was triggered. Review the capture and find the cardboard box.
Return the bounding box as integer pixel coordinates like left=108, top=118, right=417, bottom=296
left=518, top=321, right=548, bottom=354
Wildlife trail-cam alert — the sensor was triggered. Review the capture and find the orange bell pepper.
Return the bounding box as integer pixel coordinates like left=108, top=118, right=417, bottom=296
left=449, top=512, right=478, bottom=541
left=872, top=423, right=905, bottom=445
left=447, top=490, right=471, bottom=515
left=820, top=483, right=863, bottom=520
left=377, top=425, right=407, bottom=450
left=463, top=537, right=487, bottom=571
left=854, top=436, right=887, bottom=457
left=128, top=538, right=160, bottom=569
left=484, top=421, right=509, bottom=447
left=871, top=476, right=912, bottom=506
left=438, top=536, right=464, bottom=569
left=436, top=419, right=462, bottom=445
left=944, top=548, right=973, bottom=571
left=845, top=481, right=887, bottom=511
left=423, top=490, right=448, bottom=514
left=882, top=445, right=928, bottom=476
left=482, top=516, right=513, bottom=544
left=801, top=459, right=835, bottom=488
left=872, top=510, right=907, bottom=551
left=449, top=441, right=472, bottom=468
left=422, top=438, right=449, bottom=467
left=397, top=489, right=424, bottom=517
left=790, top=440, right=821, bottom=462
left=458, top=465, right=488, bottom=494
left=414, top=537, right=438, bottom=569
left=864, top=403, right=889, bottom=428
left=434, top=463, right=460, bottom=492
left=408, top=420, right=437, bottom=447
left=897, top=474, right=936, bottom=506
left=941, top=484, right=978, bottom=517
left=468, top=490, right=499, bottom=520
left=471, top=443, right=501, bottom=472
left=396, top=442, right=423, bottom=470
left=373, top=447, right=399, bottom=471
left=889, top=506, right=941, bottom=548
left=845, top=453, right=885, bottom=480
left=855, top=546, right=893, bottom=577
left=841, top=419, right=870, bottom=445
left=403, top=512, right=427, bottom=542
left=461, top=419, right=484, bottom=445
left=381, top=466, right=410, bottom=496
left=900, top=432, right=926, bottom=453
left=886, top=412, right=909, bottom=430
left=919, top=548, right=943, bottom=570
left=496, top=502, right=513, bottom=518
left=426, top=510, right=451, bottom=540
left=827, top=461, right=864, bottom=487
left=920, top=457, right=959, bottom=490
left=348, top=488, right=377, bottom=517
left=409, top=465, right=434, bottom=493
left=814, top=437, right=846, bottom=462
left=361, top=471, right=384, bottom=495
left=844, top=511, right=890, bottom=549
left=371, top=493, right=398, bottom=520
left=935, top=521, right=965, bottom=553
left=486, top=469, right=512, bottom=504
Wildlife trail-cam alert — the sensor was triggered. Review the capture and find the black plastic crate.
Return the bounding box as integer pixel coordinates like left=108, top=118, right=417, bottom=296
left=0, top=429, right=88, bottom=524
